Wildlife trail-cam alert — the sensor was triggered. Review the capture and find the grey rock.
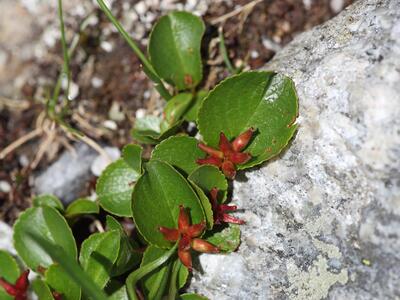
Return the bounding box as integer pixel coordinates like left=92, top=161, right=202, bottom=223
left=189, top=0, right=400, bottom=299
left=34, top=143, right=97, bottom=204
left=0, top=221, right=15, bottom=255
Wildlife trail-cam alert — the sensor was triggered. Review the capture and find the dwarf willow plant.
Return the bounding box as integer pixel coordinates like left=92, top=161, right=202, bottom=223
left=1, top=3, right=298, bottom=300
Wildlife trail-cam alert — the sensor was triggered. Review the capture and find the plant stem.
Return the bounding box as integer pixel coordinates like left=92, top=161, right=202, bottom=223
left=49, top=12, right=95, bottom=119
left=167, top=259, right=182, bottom=300
left=126, top=243, right=178, bottom=300
left=58, top=0, right=71, bottom=108
left=218, top=27, right=236, bottom=74
left=95, top=0, right=172, bottom=101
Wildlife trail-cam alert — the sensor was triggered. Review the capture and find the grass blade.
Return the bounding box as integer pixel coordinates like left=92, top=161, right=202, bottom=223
left=26, top=232, right=109, bottom=300
left=95, top=0, right=172, bottom=100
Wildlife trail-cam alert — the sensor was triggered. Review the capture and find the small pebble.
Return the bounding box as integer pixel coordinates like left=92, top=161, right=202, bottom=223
left=136, top=108, right=146, bottom=119
left=91, top=77, right=104, bottom=88
left=100, top=40, right=113, bottom=52
left=0, top=181, right=11, bottom=193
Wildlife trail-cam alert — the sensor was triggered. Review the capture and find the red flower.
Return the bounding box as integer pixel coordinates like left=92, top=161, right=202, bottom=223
left=196, top=128, right=254, bottom=178
left=0, top=270, right=29, bottom=300
left=209, top=188, right=245, bottom=225
left=158, top=205, right=219, bottom=271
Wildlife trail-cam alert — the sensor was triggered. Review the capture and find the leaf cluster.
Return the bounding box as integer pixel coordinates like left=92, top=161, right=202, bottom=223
left=3, top=4, right=299, bottom=300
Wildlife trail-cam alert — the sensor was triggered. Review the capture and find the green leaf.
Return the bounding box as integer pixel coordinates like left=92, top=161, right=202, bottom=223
left=140, top=246, right=172, bottom=300
left=105, top=215, right=123, bottom=231
left=79, top=230, right=120, bottom=289
left=45, top=264, right=81, bottom=300
left=178, top=261, right=189, bottom=289
left=0, top=251, right=20, bottom=300
left=149, top=11, right=205, bottom=90
left=32, top=194, right=64, bottom=212
left=198, top=71, right=299, bottom=168
left=131, top=115, right=182, bottom=145
left=96, top=158, right=141, bottom=217
left=188, top=165, right=228, bottom=202
left=179, top=293, right=208, bottom=300
left=25, top=232, right=108, bottom=300
left=122, top=144, right=143, bottom=173
left=65, top=198, right=99, bottom=218
left=132, top=160, right=205, bottom=248
left=164, top=93, right=193, bottom=125
left=32, top=279, right=54, bottom=300
left=105, top=216, right=142, bottom=276
left=106, top=281, right=129, bottom=300
left=204, top=224, right=241, bottom=252
left=184, top=90, right=208, bottom=122
left=13, top=206, right=77, bottom=270
left=151, top=135, right=206, bottom=175
left=188, top=181, right=213, bottom=229
left=125, top=244, right=178, bottom=300
left=167, top=259, right=181, bottom=299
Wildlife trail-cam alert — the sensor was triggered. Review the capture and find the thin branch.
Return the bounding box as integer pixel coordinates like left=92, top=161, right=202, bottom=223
left=218, top=27, right=236, bottom=74
left=210, top=0, right=263, bottom=25
left=0, top=128, right=43, bottom=160
left=95, top=0, right=172, bottom=100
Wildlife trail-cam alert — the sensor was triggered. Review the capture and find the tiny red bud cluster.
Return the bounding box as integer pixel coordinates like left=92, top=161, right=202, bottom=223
left=159, top=205, right=219, bottom=271
left=197, top=128, right=254, bottom=178
left=209, top=188, right=245, bottom=225
left=0, top=270, right=29, bottom=300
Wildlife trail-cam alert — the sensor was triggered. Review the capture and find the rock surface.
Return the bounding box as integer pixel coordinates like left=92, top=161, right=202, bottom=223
left=189, top=1, right=400, bottom=299
left=34, top=143, right=98, bottom=204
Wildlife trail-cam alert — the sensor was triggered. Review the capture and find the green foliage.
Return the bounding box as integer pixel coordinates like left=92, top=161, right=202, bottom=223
left=45, top=264, right=81, bottom=300
left=32, top=279, right=54, bottom=300
left=188, top=181, right=214, bottom=229
left=122, top=144, right=143, bottom=172
left=79, top=230, right=120, bottom=289
left=96, top=157, right=141, bottom=217
left=164, top=93, right=193, bottom=125
left=140, top=246, right=172, bottom=299
left=9, top=8, right=299, bottom=300
left=149, top=11, right=205, bottom=90
left=13, top=206, right=77, bottom=270
left=188, top=165, right=228, bottom=202
left=0, top=250, right=20, bottom=300
left=184, top=90, right=208, bottom=122
left=179, top=293, right=208, bottom=300
left=106, top=281, right=129, bottom=300
left=25, top=232, right=108, bottom=300
left=105, top=216, right=142, bottom=276
left=32, top=194, right=64, bottom=212
left=131, top=115, right=182, bottom=145
left=198, top=71, right=298, bottom=168
left=132, top=160, right=205, bottom=248
left=151, top=135, right=206, bottom=175
left=65, top=198, right=99, bottom=218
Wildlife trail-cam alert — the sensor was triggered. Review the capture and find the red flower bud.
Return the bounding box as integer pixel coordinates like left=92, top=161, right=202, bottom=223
left=178, top=249, right=192, bottom=271
left=159, top=226, right=179, bottom=242
left=198, top=143, right=224, bottom=159
left=159, top=206, right=219, bottom=272
left=0, top=270, right=30, bottom=300
left=232, top=128, right=254, bottom=152
left=191, top=238, right=220, bottom=253
left=221, top=160, right=236, bottom=178
left=209, top=187, right=245, bottom=225
left=178, top=205, right=190, bottom=232
left=197, top=128, right=255, bottom=179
